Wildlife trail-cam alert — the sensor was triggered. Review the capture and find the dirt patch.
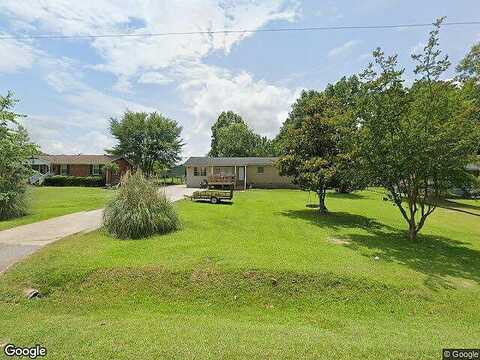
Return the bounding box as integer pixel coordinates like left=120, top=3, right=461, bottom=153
left=328, top=237, right=351, bottom=245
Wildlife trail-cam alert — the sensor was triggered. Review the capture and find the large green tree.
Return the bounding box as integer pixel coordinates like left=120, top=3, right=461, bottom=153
left=109, top=111, right=183, bottom=176
left=275, top=76, right=361, bottom=158
left=277, top=93, right=355, bottom=212
left=276, top=77, right=364, bottom=193
left=456, top=42, right=480, bottom=84
left=209, top=111, right=244, bottom=156
left=209, top=110, right=275, bottom=157
left=0, top=92, right=38, bottom=219
left=356, top=19, right=480, bottom=240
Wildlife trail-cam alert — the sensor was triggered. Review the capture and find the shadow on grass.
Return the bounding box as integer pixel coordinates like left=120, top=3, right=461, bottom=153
left=189, top=200, right=233, bottom=206
left=281, top=209, right=394, bottom=232
left=281, top=209, right=480, bottom=290
left=328, top=192, right=366, bottom=200
left=435, top=199, right=480, bottom=217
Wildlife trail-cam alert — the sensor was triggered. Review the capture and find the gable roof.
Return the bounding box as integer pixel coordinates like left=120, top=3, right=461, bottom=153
left=38, top=154, right=113, bottom=165
left=184, top=157, right=278, bottom=166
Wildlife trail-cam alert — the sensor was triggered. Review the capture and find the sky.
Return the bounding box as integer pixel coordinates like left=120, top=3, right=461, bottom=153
left=0, top=0, right=479, bottom=159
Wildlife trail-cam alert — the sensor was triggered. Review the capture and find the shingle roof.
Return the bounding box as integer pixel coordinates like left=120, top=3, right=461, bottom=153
left=184, top=157, right=279, bottom=166
left=38, top=154, right=113, bottom=165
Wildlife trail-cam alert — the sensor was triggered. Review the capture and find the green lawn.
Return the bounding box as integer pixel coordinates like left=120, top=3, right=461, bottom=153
left=0, top=187, right=114, bottom=231
left=0, top=189, right=478, bottom=359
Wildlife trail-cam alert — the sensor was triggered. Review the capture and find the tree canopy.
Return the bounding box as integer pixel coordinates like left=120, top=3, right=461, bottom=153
left=456, top=42, right=480, bottom=84
left=277, top=92, right=357, bottom=212
left=209, top=111, right=275, bottom=157
left=108, top=111, right=183, bottom=176
left=356, top=18, right=480, bottom=240
left=209, top=111, right=244, bottom=157
left=0, top=92, right=38, bottom=219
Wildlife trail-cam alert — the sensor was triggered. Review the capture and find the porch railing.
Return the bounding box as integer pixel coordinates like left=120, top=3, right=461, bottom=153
left=207, top=175, right=235, bottom=184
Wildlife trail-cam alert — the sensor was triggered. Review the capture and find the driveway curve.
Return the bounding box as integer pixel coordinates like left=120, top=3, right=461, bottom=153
left=0, top=185, right=196, bottom=273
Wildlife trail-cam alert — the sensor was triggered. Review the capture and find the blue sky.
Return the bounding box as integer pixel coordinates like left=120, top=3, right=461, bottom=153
left=0, top=0, right=479, bottom=158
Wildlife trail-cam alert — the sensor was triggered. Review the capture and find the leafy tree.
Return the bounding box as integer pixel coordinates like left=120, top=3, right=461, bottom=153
left=254, top=136, right=276, bottom=157
left=209, top=111, right=244, bottom=156
left=356, top=18, right=480, bottom=240
left=325, top=75, right=361, bottom=108
left=276, top=78, right=364, bottom=193
left=456, top=43, right=480, bottom=153
left=275, top=90, right=321, bottom=151
left=108, top=111, right=183, bottom=176
left=0, top=92, right=38, bottom=219
left=277, top=93, right=353, bottom=213
left=209, top=110, right=276, bottom=157
left=216, top=122, right=260, bottom=157
left=456, top=42, right=480, bottom=83
left=103, top=161, right=119, bottom=175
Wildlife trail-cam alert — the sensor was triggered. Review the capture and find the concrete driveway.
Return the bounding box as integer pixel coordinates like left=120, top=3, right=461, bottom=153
left=0, top=185, right=196, bottom=273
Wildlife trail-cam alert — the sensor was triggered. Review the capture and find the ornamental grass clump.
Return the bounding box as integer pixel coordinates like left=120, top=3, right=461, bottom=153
left=103, top=171, right=180, bottom=239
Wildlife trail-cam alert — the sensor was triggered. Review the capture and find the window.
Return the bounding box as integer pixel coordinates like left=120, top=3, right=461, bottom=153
left=257, top=166, right=264, bottom=174
left=92, top=164, right=101, bottom=175
left=200, top=167, right=207, bottom=176
left=193, top=167, right=199, bottom=176
left=60, top=164, right=68, bottom=176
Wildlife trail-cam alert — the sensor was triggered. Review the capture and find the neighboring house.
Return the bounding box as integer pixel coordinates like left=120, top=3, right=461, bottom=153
left=30, top=154, right=131, bottom=185
left=184, top=157, right=294, bottom=189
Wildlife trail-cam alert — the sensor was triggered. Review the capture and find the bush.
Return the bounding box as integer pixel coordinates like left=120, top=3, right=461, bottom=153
left=103, top=171, right=180, bottom=239
left=0, top=186, right=29, bottom=220
left=44, top=176, right=105, bottom=187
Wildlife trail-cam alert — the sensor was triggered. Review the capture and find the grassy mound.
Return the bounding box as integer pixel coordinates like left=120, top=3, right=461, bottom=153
left=103, top=171, right=180, bottom=239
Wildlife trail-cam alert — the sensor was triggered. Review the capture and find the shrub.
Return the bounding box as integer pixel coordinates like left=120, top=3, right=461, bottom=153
left=0, top=92, right=38, bottom=220
left=103, top=171, right=180, bottom=239
left=0, top=186, right=29, bottom=220
left=44, top=176, right=105, bottom=187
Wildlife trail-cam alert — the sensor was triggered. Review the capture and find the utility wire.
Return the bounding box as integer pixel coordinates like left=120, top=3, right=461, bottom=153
left=0, top=21, right=479, bottom=40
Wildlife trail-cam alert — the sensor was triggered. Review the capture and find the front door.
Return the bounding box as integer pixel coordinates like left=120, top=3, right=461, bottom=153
left=238, top=166, right=245, bottom=181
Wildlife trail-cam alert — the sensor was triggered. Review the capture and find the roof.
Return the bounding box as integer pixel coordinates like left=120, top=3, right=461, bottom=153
left=38, top=154, right=114, bottom=165
left=184, top=157, right=279, bottom=166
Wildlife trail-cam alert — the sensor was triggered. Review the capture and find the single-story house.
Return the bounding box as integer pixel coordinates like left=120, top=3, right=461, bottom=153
left=30, top=154, right=131, bottom=185
left=184, top=157, right=295, bottom=189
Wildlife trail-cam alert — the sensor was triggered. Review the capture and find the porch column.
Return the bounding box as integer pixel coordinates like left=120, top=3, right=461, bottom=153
left=244, top=165, right=247, bottom=190
left=234, top=166, right=237, bottom=190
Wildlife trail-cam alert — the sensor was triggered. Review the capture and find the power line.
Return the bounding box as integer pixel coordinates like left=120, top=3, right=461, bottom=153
left=0, top=20, right=479, bottom=40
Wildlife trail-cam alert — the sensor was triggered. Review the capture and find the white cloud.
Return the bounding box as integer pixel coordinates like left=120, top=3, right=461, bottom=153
left=0, top=1, right=301, bottom=156
left=138, top=72, right=173, bottom=85
left=20, top=57, right=157, bottom=154
left=175, top=62, right=299, bottom=156
left=0, top=35, right=38, bottom=73
left=328, top=40, right=361, bottom=58
left=0, top=1, right=298, bottom=85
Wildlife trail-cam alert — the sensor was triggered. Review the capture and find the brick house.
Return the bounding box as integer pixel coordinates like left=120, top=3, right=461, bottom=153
left=31, top=154, right=131, bottom=185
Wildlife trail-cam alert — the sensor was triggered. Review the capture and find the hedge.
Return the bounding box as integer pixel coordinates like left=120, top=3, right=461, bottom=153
left=43, top=176, right=105, bottom=187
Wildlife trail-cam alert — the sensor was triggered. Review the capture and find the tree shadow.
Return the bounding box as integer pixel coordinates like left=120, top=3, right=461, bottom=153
left=435, top=199, right=480, bottom=217
left=280, top=209, right=480, bottom=290
left=190, top=200, right=233, bottom=206
left=280, top=209, right=395, bottom=232
left=328, top=192, right=366, bottom=200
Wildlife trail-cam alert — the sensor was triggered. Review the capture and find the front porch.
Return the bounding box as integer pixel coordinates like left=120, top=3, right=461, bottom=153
left=206, top=166, right=247, bottom=190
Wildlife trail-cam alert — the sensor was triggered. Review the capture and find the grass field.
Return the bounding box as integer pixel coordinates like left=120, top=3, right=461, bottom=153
left=0, top=189, right=478, bottom=359
left=0, top=187, right=115, bottom=231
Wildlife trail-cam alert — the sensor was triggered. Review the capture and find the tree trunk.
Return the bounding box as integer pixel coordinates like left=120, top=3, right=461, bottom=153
left=408, top=219, right=418, bottom=241
left=317, top=190, right=328, bottom=214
